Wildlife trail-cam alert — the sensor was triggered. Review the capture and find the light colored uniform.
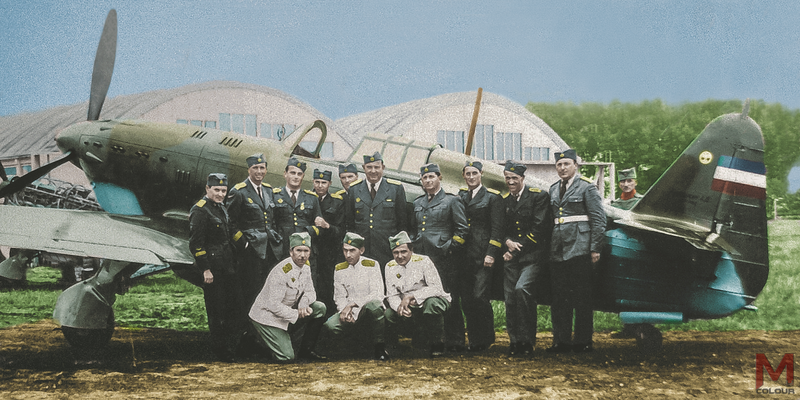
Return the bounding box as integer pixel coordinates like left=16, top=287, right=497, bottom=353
left=323, top=256, right=385, bottom=344
left=385, top=254, right=451, bottom=311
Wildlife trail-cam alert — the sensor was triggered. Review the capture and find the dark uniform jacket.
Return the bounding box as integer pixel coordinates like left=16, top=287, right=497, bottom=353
left=502, top=186, right=552, bottom=263
left=610, top=192, right=643, bottom=211
left=345, top=178, right=408, bottom=264
left=411, top=189, right=469, bottom=263
left=273, top=187, right=323, bottom=255
left=227, top=179, right=282, bottom=260
left=549, top=174, right=606, bottom=262
left=189, top=197, right=236, bottom=276
left=459, top=185, right=505, bottom=262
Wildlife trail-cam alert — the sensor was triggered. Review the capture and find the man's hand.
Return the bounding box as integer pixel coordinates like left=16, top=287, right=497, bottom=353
left=314, top=216, right=330, bottom=229
left=397, top=296, right=415, bottom=318
left=298, top=306, right=313, bottom=319
left=339, top=304, right=356, bottom=323
left=203, top=269, right=213, bottom=284
left=483, top=255, right=495, bottom=267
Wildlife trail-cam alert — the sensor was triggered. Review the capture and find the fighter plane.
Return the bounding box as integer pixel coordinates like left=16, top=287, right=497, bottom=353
left=0, top=10, right=768, bottom=352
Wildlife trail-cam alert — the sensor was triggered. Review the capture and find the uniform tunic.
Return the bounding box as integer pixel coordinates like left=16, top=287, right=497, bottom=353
left=273, top=187, right=323, bottom=257
left=323, top=256, right=385, bottom=344
left=610, top=192, right=643, bottom=210
left=458, top=185, right=504, bottom=347
left=316, top=191, right=346, bottom=314
left=345, top=178, right=408, bottom=268
left=501, top=186, right=551, bottom=345
left=189, top=196, right=243, bottom=359
left=548, top=174, right=606, bottom=346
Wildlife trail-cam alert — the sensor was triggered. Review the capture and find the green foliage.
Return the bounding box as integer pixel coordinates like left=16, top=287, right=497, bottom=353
left=113, top=271, right=207, bottom=331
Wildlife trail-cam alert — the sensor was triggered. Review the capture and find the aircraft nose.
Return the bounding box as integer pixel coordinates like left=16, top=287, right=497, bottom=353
left=55, top=121, right=91, bottom=153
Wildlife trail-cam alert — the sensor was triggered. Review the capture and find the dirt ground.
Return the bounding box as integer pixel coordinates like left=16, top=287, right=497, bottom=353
left=0, top=320, right=798, bottom=399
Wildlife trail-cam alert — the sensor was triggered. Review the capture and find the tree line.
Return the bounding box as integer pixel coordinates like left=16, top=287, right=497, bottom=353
left=527, top=99, right=800, bottom=218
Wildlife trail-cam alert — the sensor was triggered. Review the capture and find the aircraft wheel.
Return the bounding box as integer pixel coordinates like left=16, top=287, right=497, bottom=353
left=634, top=323, right=662, bottom=354
left=61, top=311, right=115, bottom=348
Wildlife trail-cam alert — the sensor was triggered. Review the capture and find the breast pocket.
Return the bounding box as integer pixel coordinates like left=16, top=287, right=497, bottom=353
left=382, top=200, right=396, bottom=220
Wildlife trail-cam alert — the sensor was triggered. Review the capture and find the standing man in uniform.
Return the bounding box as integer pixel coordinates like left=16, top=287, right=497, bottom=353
left=458, top=160, right=503, bottom=352
left=227, top=153, right=281, bottom=312
left=547, top=149, right=606, bottom=353
left=412, top=163, right=469, bottom=352
left=501, top=161, right=551, bottom=356
left=312, top=168, right=345, bottom=314
left=190, top=173, right=243, bottom=362
left=337, top=163, right=359, bottom=195
left=249, top=232, right=327, bottom=362
left=345, top=152, right=407, bottom=269
left=384, top=231, right=451, bottom=358
left=322, top=232, right=388, bottom=360
left=273, top=157, right=328, bottom=258
left=610, top=167, right=643, bottom=210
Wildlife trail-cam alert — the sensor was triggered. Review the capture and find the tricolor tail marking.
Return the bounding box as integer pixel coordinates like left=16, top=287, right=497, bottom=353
left=711, top=155, right=766, bottom=200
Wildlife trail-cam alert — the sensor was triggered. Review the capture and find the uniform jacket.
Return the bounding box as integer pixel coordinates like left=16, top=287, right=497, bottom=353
left=227, top=179, right=281, bottom=260
left=345, top=178, right=408, bottom=263
left=549, top=174, right=606, bottom=262
left=332, top=256, right=384, bottom=321
left=459, top=185, right=505, bottom=261
left=412, top=189, right=469, bottom=263
left=385, top=254, right=451, bottom=312
left=249, top=257, right=316, bottom=330
left=502, top=186, right=552, bottom=263
left=189, top=197, right=236, bottom=276
left=610, top=192, right=643, bottom=211
left=318, top=191, right=346, bottom=260
left=273, top=187, right=322, bottom=255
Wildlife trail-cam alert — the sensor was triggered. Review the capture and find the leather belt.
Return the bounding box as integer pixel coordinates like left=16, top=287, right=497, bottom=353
left=554, top=215, right=589, bottom=224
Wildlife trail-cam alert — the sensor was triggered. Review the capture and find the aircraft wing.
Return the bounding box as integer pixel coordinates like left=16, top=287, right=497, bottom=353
left=0, top=205, right=192, bottom=265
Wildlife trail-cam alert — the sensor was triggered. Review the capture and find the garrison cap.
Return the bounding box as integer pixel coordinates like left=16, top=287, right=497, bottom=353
left=313, top=169, right=332, bottom=182
left=339, top=163, right=358, bottom=175
left=363, top=152, right=383, bottom=164
left=287, top=157, right=307, bottom=172
left=389, top=231, right=413, bottom=250
left=342, top=232, right=365, bottom=248
left=207, top=173, right=227, bottom=187
left=554, top=149, right=577, bottom=162
left=618, top=167, right=637, bottom=181
left=464, top=160, right=483, bottom=172
left=289, top=232, right=311, bottom=249
left=246, top=153, right=266, bottom=167
left=420, top=163, right=441, bottom=176
left=504, top=161, right=526, bottom=176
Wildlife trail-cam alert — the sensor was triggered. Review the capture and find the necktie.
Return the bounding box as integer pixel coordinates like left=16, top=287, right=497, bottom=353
left=466, top=190, right=473, bottom=202
left=257, top=186, right=262, bottom=201
left=370, top=183, right=376, bottom=200
left=560, top=180, right=567, bottom=200
left=291, top=190, right=297, bottom=205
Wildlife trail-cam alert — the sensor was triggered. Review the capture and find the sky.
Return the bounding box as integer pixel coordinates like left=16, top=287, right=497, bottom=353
left=2, top=1, right=800, bottom=120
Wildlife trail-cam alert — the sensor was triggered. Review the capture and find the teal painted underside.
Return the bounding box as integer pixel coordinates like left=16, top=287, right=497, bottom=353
left=92, top=182, right=144, bottom=215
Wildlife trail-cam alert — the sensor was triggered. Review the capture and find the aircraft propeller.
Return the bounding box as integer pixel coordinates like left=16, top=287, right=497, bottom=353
left=0, top=152, right=77, bottom=199
left=88, top=9, right=117, bottom=121
left=0, top=160, right=7, bottom=182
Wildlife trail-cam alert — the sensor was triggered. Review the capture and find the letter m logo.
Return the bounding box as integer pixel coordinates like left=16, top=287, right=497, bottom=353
left=756, top=353, right=794, bottom=389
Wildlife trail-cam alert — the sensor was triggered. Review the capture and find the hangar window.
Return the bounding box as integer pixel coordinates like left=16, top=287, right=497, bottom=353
left=218, top=113, right=258, bottom=136
left=524, top=147, right=550, bottom=161
left=495, top=131, right=522, bottom=161
left=471, top=124, right=494, bottom=160
left=436, top=130, right=465, bottom=153
left=176, top=119, right=217, bottom=128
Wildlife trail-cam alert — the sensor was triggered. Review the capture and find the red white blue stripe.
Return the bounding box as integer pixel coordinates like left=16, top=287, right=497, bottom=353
left=710, top=155, right=766, bottom=199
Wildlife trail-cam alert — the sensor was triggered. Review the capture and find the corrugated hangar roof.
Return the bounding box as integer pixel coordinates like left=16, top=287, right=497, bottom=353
left=332, top=91, right=568, bottom=149
left=0, top=81, right=331, bottom=159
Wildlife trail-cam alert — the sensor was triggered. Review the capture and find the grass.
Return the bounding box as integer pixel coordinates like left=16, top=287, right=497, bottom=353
left=1, top=219, right=799, bottom=333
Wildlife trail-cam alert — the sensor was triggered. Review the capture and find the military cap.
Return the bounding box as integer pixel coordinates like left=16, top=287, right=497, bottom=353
left=554, top=149, right=577, bottom=162
left=504, top=161, right=526, bottom=176
left=618, top=167, right=637, bottom=181
left=389, top=231, right=413, bottom=250
left=313, top=168, right=332, bottom=181
left=339, top=163, right=358, bottom=175
left=246, top=153, right=266, bottom=167
left=464, top=160, right=483, bottom=172
left=207, top=173, right=227, bottom=187
left=420, top=163, right=441, bottom=176
left=287, top=157, right=307, bottom=172
left=363, top=152, right=383, bottom=164
left=342, top=232, right=365, bottom=248
left=289, top=232, right=311, bottom=249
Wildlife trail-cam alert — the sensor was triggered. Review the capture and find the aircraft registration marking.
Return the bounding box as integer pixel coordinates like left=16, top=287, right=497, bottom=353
left=711, top=155, right=766, bottom=199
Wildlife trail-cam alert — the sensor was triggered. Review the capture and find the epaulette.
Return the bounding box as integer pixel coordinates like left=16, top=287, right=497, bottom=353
left=195, top=199, right=206, bottom=207
left=305, top=260, right=311, bottom=265
left=386, top=260, right=398, bottom=267
left=233, top=182, right=247, bottom=190
left=580, top=176, right=593, bottom=183
left=261, top=182, right=272, bottom=188
left=334, top=189, right=347, bottom=196
left=486, top=188, right=501, bottom=195
left=502, top=192, right=511, bottom=199
left=386, top=178, right=402, bottom=185
left=411, top=254, right=424, bottom=262
left=282, top=263, right=293, bottom=273
left=330, top=192, right=343, bottom=200
left=361, top=259, right=376, bottom=267
left=529, top=187, right=542, bottom=193
left=351, top=178, right=363, bottom=186
left=273, top=187, right=282, bottom=193
left=335, top=262, right=349, bottom=271
left=459, top=187, right=468, bottom=192
left=304, top=189, right=319, bottom=197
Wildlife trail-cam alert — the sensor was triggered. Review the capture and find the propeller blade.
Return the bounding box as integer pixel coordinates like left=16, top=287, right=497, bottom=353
left=87, top=9, right=117, bottom=121
left=0, top=152, right=76, bottom=198
left=0, top=160, right=7, bottom=182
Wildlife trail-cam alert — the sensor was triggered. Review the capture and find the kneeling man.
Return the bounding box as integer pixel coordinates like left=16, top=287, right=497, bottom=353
left=323, top=232, right=389, bottom=360
left=249, top=232, right=327, bottom=362
left=384, top=231, right=451, bottom=357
